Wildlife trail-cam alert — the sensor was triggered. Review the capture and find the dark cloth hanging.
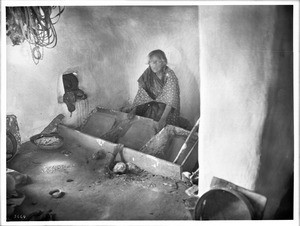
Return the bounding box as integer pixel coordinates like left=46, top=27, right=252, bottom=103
left=62, top=73, right=87, bottom=114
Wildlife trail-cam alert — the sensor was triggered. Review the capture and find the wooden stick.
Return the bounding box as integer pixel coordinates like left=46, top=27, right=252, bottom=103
left=173, top=118, right=200, bottom=164
left=108, top=143, right=124, bottom=170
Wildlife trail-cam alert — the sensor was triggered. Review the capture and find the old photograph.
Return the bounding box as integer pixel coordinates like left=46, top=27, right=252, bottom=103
left=2, top=0, right=298, bottom=224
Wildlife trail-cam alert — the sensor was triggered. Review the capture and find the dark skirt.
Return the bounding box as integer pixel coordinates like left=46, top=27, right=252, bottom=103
left=135, top=102, right=172, bottom=122
left=135, top=102, right=192, bottom=130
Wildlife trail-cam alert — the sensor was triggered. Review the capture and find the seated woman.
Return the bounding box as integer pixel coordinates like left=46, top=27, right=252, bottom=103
left=123, top=49, right=180, bottom=132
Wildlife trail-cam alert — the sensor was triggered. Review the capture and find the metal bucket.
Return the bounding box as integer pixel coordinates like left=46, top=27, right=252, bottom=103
left=195, top=188, right=254, bottom=220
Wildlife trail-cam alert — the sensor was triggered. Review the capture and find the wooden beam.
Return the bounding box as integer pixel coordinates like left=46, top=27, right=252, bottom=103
left=118, top=147, right=182, bottom=179
left=173, top=118, right=200, bottom=164
left=58, top=124, right=117, bottom=153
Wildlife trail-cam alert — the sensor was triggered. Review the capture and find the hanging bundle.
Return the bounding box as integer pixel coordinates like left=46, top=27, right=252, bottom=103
left=6, top=6, right=65, bottom=64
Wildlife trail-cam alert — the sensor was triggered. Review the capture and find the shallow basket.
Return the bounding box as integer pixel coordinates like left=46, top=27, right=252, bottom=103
left=30, top=133, right=64, bottom=150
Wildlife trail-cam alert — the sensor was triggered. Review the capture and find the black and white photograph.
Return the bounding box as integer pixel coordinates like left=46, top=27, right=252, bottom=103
left=1, top=0, right=299, bottom=225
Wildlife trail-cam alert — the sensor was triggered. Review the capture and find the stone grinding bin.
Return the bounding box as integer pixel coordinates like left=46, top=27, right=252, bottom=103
left=58, top=107, right=198, bottom=180
left=80, top=107, right=157, bottom=151
left=140, top=124, right=199, bottom=173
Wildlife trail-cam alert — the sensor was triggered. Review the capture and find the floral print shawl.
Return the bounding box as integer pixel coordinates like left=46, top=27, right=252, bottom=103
left=132, top=66, right=180, bottom=125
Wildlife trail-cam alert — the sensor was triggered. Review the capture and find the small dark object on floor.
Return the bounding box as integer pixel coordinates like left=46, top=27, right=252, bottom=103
left=66, top=179, right=74, bottom=182
left=171, top=182, right=178, bottom=190
left=126, top=162, right=142, bottom=174
left=31, top=201, right=37, bottom=205
left=104, top=167, right=115, bottom=179
left=49, top=189, right=65, bottom=198
left=61, top=149, right=72, bottom=156
left=92, top=150, right=106, bottom=160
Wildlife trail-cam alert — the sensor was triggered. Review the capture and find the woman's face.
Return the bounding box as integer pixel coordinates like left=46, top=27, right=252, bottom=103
left=149, top=55, right=164, bottom=73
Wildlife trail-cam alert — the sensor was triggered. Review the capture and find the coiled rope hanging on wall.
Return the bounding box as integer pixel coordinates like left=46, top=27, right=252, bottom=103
left=6, top=6, right=65, bottom=64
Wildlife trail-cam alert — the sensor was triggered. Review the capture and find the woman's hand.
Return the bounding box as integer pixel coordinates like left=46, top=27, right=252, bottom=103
left=155, top=118, right=167, bottom=133
left=154, top=104, right=171, bottom=133
left=120, top=106, right=132, bottom=113
left=127, top=108, right=136, bottom=120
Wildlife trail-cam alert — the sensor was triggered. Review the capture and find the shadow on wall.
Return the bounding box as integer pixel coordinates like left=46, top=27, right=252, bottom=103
left=255, top=6, right=294, bottom=219
left=56, top=6, right=135, bottom=110
left=175, top=45, right=200, bottom=124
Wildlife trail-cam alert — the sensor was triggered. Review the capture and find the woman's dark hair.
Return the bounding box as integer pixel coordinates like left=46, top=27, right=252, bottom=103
left=148, top=49, right=168, bottom=64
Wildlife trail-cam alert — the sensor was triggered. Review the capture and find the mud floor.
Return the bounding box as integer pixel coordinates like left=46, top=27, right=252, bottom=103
left=7, top=138, right=195, bottom=221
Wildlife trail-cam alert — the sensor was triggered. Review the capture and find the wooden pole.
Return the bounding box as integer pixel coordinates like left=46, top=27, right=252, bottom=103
left=173, top=118, right=200, bottom=164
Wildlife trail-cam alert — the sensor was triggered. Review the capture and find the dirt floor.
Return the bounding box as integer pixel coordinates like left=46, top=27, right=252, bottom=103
left=7, top=138, right=197, bottom=221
